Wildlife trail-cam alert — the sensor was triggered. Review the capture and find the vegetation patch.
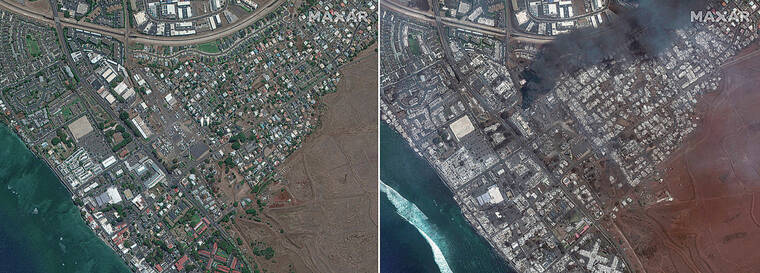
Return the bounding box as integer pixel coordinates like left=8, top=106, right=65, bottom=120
left=197, top=41, right=221, bottom=53
left=251, top=241, right=275, bottom=260
left=407, top=34, right=421, bottom=56
left=26, top=35, right=41, bottom=57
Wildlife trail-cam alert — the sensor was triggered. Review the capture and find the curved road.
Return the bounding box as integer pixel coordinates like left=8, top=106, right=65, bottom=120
left=379, top=0, right=554, bottom=44
left=0, top=0, right=285, bottom=46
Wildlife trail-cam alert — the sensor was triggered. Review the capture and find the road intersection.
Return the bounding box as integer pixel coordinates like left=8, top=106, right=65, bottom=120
left=0, top=0, right=285, bottom=46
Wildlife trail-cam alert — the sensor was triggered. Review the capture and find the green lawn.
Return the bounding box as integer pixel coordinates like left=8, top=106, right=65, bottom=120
left=26, top=35, right=41, bottom=57
left=61, top=106, right=73, bottom=121
left=197, top=41, right=221, bottom=53
left=190, top=213, right=201, bottom=227
left=407, top=34, right=421, bottom=56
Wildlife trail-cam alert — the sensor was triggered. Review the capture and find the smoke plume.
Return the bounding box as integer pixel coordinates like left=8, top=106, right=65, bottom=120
left=519, top=0, right=710, bottom=108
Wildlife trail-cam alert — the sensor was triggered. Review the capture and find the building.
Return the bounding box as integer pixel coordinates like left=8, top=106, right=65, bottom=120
left=95, top=186, right=123, bottom=206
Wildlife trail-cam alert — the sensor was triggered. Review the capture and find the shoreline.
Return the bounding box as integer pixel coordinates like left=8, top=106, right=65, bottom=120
left=0, top=121, right=132, bottom=271
left=0, top=122, right=132, bottom=273
left=379, top=119, right=517, bottom=270
left=380, top=179, right=454, bottom=273
left=379, top=121, right=515, bottom=273
left=0, top=121, right=76, bottom=197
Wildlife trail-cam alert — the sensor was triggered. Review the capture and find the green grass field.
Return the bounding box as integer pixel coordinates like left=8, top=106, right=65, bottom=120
left=407, top=35, right=421, bottom=56
left=26, top=35, right=41, bottom=57
left=61, top=106, right=73, bottom=121
left=190, top=213, right=201, bottom=226
left=197, top=41, right=221, bottom=53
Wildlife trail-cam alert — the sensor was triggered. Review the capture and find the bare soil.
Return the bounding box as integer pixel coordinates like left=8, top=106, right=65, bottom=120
left=616, top=43, right=760, bottom=273
left=233, top=44, right=378, bottom=273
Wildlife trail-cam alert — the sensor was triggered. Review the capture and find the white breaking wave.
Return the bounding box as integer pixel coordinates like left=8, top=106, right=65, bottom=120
left=380, top=180, right=453, bottom=273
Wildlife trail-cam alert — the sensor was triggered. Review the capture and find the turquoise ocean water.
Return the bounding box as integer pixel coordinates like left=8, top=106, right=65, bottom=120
left=380, top=122, right=514, bottom=273
left=0, top=124, right=130, bottom=273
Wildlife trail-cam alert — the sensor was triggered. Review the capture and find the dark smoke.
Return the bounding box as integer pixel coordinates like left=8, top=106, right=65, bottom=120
left=520, top=0, right=710, bottom=108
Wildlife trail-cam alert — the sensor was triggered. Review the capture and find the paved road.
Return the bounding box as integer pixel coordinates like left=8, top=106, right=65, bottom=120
left=380, top=0, right=554, bottom=44
left=0, top=0, right=285, bottom=46
left=418, top=0, right=629, bottom=268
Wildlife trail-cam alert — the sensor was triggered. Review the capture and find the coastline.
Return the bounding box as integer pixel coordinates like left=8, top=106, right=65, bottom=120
left=0, top=123, right=131, bottom=273
left=0, top=118, right=75, bottom=196
left=0, top=121, right=131, bottom=272
left=379, top=121, right=514, bottom=273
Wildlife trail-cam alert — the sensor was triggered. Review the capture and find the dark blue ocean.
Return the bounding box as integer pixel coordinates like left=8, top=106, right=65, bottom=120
left=0, top=124, right=130, bottom=273
left=380, top=122, right=514, bottom=273
left=0, top=225, right=37, bottom=273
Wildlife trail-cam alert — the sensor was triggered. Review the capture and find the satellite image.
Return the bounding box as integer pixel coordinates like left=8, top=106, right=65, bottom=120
left=0, top=0, right=377, bottom=272
left=379, top=0, right=760, bottom=272
left=5, top=0, right=760, bottom=271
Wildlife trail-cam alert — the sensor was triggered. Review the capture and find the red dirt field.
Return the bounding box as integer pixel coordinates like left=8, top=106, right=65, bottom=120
left=230, top=45, right=378, bottom=273
left=616, top=43, right=760, bottom=273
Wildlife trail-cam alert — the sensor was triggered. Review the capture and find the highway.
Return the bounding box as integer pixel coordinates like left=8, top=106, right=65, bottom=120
left=0, top=0, right=552, bottom=47
left=379, top=0, right=554, bottom=44
left=415, top=0, right=631, bottom=268
left=0, top=0, right=299, bottom=270
left=41, top=0, right=234, bottom=261
left=1, top=0, right=555, bottom=47
left=0, top=0, right=285, bottom=46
